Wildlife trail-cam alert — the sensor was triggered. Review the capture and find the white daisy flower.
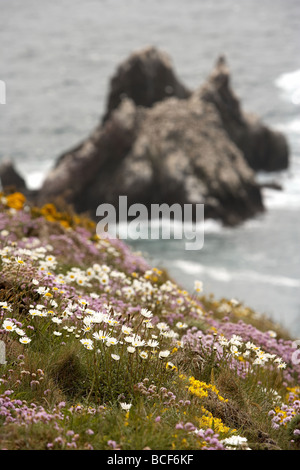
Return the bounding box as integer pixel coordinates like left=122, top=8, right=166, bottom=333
left=159, top=350, right=170, bottom=359
left=2, top=320, right=15, bottom=331
left=111, top=354, right=120, bottom=361
left=120, top=403, right=132, bottom=411
left=19, top=337, right=31, bottom=344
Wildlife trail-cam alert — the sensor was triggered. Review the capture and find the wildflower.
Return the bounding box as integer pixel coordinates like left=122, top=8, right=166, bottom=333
left=139, top=351, right=148, bottom=359
left=80, top=338, right=94, bottom=350
left=253, top=357, right=264, bottom=365
left=122, top=325, right=133, bottom=335
left=19, top=337, right=31, bottom=344
left=77, top=277, right=88, bottom=287
left=93, top=330, right=109, bottom=341
left=15, top=328, right=25, bottom=336
left=82, top=310, right=94, bottom=321
left=106, top=337, right=118, bottom=346
left=147, top=339, right=159, bottom=348
left=87, top=311, right=105, bottom=324
left=188, top=377, right=228, bottom=403
left=0, top=301, right=12, bottom=312
left=194, top=280, right=203, bottom=293
left=166, top=362, right=178, bottom=371
left=90, top=293, right=100, bottom=299
left=229, top=335, right=243, bottom=347
left=43, top=291, right=53, bottom=299
left=106, top=317, right=119, bottom=327
left=120, top=403, right=132, bottom=411
left=99, top=274, right=109, bottom=285
left=111, top=354, right=120, bottom=361
left=45, top=255, right=56, bottom=263
left=218, top=335, right=229, bottom=347
left=131, top=336, right=145, bottom=348
left=35, top=310, right=48, bottom=317
left=127, top=346, right=135, bottom=354
left=82, top=324, right=93, bottom=333
left=156, top=322, right=169, bottom=332
left=176, top=322, right=188, bottom=329
left=5, top=192, right=26, bottom=210
left=159, top=350, right=170, bottom=359
left=102, top=265, right=111, bottom=273
left=2, top=320, right=15, bottom=332
left=221, top=435, right=251, bottom=450
left=86, top=268, right=94, bottom=277
left=230, top=345, right=240, bottom=356
left=67, top=272, right=77, bottom=282
left=140, top=308, right=153, bottom=319
left=36, top=286, right=49, bottom=295
left=277, top=362, right=287, bottom=369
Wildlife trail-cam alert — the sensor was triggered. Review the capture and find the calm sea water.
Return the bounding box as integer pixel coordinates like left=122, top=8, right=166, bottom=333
left=0, top=0, right=299, bottom=334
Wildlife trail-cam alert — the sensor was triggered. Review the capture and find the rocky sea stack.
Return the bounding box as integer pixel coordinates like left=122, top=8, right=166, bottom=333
left=2, top=47, right=289, bottom=226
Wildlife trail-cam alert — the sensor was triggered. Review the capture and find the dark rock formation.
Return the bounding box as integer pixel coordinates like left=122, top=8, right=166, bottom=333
left=103, top=46, right=191, bottom=122
left=37, top=47, right=290, bottom=226
left=198, top=56, right=289, bottom=172
left=39, top=99, right=141, bottom=213
left=0, top=159, right=27, bottom=192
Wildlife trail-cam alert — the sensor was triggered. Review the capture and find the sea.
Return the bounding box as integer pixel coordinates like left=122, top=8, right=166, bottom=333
left=0, top=0, right=299, bottom=334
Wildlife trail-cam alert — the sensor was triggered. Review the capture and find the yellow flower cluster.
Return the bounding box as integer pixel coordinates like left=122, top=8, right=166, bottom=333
left=286, top=386, right=300, bottom=401
left=124, top=411, right=130, bottom=427
left=272, top=386, right=300, bottom=427
left=188, top=376, right=228, bottom=403
left=1, top=191, right=96, bottom=233
left=198, top=406, right=235, bottom=434
left=1, top=192, right=26, bottom=210
left=31, top=203, right=96, bottom=231
left=273, top=406, right=293, bottom=426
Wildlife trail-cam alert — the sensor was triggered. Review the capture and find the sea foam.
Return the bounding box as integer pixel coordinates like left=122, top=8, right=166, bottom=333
left=171, top=259, right=300, bottom=288
left=275, top=69, right=300, bottom=105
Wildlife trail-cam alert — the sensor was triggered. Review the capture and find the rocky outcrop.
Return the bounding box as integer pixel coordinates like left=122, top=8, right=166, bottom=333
left=0, top=159, right=27, bottom=192
left=37, top=47, right=289, bottom=226
left=197, top=57, right=289, bottom=172
left=102, top=46, right=191, bottom=122
left=39, top=99, right=141, bottom=214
